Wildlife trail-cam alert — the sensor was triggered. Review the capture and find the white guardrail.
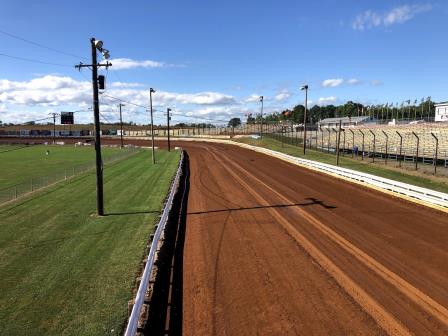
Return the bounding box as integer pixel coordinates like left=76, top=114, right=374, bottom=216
left=235, top=143, right=448, bottom=209
left=124, top=150, right=184, bottom=336
left=156, top=137, right=448, bottom=210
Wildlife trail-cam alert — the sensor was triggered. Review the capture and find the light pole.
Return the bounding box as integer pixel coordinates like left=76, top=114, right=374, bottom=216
left=149, top=88, right=156, bottom=164
left=75, top=38, right=112, bottom=216
left=49, top=112, right=60, bottom=144
left=118, top=103, right=124, bottom=149
left=259, top=96, right=264, bottom=138
left=300, top=85, right=309, bottom=155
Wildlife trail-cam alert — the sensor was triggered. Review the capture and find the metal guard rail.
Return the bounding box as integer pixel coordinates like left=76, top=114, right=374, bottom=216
left=124, top=150, right=184, bottom=336
left=236, top=143, right=448, bottom=209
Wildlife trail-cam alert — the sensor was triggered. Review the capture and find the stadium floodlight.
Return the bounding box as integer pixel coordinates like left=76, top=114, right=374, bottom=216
left=102, top=50, right=110, bottom=60
left=94, top=40, right=103, bottom=50
left=300, top=85, right=309, bottom=155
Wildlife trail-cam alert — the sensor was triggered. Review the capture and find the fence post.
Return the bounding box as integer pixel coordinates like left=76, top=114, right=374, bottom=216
left=412, top=131, right=419, bottom=170
left=359, top=130, right=365, bottom=160
left=336, top=121, right=342, bottom=166
left=431, top=132, right=438, bottom=174
left=382, top=130, right=389, bottom=165
left=342, top=128, right=346, bottom=156
left=369, top=130, right=376, bottom=163
left=327, top=129, right=331, bottom=153
left=396, top=131, right=403, bottom=167
left=320, top=126, right=324, bottom=152
left=349, top=129, right=355, bottom=158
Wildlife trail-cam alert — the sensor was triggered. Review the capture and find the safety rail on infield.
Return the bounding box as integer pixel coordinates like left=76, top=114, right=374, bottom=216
left=124, top=150, right=184, bottom=336
left=236, top=143, right=448, bottom=209
left=0, top=148, right=138, bottom=205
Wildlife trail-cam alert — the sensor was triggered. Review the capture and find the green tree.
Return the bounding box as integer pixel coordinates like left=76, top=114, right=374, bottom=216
left=228, top=117, right=241, bottom=128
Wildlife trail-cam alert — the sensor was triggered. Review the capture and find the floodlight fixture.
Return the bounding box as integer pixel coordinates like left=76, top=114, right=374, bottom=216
left=94, top=40, right=103, bottom=50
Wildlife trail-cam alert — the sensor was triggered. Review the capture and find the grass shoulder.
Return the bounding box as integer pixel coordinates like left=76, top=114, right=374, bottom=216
left=0, top=149, right=180, bottom=335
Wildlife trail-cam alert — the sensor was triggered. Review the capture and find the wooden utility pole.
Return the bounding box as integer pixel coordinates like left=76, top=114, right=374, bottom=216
left=118, top=103, right=124, bottom=149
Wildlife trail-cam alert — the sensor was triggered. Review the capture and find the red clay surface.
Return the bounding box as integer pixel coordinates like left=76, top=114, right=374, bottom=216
left=3, top=137, right=448, bottom=335
left=177, top=141, right=448, bottom=336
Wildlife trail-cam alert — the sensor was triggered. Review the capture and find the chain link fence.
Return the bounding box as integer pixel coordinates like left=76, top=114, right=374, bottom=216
left=0, top=148, right=138, bottom=205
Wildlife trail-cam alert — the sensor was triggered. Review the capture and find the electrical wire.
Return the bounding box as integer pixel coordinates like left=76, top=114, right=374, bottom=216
left=0, top=28, right=88, bottom=60
left=0, top=52, right=73, bottom=67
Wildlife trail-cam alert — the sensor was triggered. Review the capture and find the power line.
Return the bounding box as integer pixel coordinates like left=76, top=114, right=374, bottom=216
left=0, top=52, right=72, bottom=67
left=0, top=28, right=88, bottom=60
left=100, top=93, right=149, bottom=109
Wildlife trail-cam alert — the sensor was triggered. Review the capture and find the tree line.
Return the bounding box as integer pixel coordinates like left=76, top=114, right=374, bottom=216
left=245, top=99, right=436, bottom=125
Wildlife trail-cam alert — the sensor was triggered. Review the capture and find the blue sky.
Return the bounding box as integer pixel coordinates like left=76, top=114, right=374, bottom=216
left=0, top=0, right=447, bottom=125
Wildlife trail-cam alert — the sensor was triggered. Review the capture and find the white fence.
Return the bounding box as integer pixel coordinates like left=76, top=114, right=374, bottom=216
left=124, top=150, right=184, bottom=336
left=236, top=143, right=448, bottom=209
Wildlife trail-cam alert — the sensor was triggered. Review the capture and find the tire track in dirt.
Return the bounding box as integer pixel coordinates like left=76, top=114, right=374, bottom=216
left=213, top=148, right=448, bottom=329
left=208, top=147, right=412, bottom=336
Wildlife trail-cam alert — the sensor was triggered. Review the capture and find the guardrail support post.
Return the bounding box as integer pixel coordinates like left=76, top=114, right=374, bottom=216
left=431, top=132, right=438, bottom=174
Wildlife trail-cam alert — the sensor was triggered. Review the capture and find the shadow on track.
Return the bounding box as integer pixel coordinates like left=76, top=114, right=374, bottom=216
left=188, top=197, right=336, bottom=215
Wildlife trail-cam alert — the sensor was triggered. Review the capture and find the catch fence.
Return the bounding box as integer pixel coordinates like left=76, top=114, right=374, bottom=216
left=264, top=125, right=448, bottom=176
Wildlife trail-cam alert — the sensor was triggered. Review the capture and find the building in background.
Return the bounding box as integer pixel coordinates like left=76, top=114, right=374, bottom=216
left=435, top=102, right=448, bottom=122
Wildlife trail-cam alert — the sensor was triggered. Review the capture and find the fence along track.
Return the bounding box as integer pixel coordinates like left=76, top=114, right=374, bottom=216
left=0, top=148, right=138, bottom=205
left=124, top=150, right=184, bottom=336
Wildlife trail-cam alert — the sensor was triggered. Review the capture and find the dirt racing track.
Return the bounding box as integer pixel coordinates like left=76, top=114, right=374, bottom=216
left=4, top=137, right=448, bottom=335
left=176, top=141, right=448, bottom=336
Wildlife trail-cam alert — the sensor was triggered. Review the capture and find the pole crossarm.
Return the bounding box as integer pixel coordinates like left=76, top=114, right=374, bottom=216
left=75, top=61, right=112, bottom=69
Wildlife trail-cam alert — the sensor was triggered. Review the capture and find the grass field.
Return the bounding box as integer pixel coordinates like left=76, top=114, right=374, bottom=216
left=0, top=145, right=122, bottom=189
left=0, top=149, right=179, bottom=335
left=234, top=136, right=448, bottom=194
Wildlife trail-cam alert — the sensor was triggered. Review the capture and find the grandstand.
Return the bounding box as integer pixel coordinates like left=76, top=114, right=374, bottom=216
left=315, top=123, right=448, bottom=167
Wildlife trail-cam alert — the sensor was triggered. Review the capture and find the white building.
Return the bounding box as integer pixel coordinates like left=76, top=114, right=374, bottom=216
left=317, top=116, right=374, bottom=128
left=435, top=102, right=448, bottom=122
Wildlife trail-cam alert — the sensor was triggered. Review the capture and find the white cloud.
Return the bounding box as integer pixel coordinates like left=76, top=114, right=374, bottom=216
left=352, top=4, right=432, bottom=31
left=371, top=80, right=383, bottom=86
left=347, top=78, right=361, bottom=85
left=110, top=82, right=145, bottom=88
left=110, top=58, right=184, bottom=70
left=274, top=90, right=291, bottom=102
left=322, top=79, right=344, bottom=87
left=0, top=75, right=240, bottom=124
left=317, top=96, right=337, bottom=105
left=245, top=94, right=263, bottom=103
